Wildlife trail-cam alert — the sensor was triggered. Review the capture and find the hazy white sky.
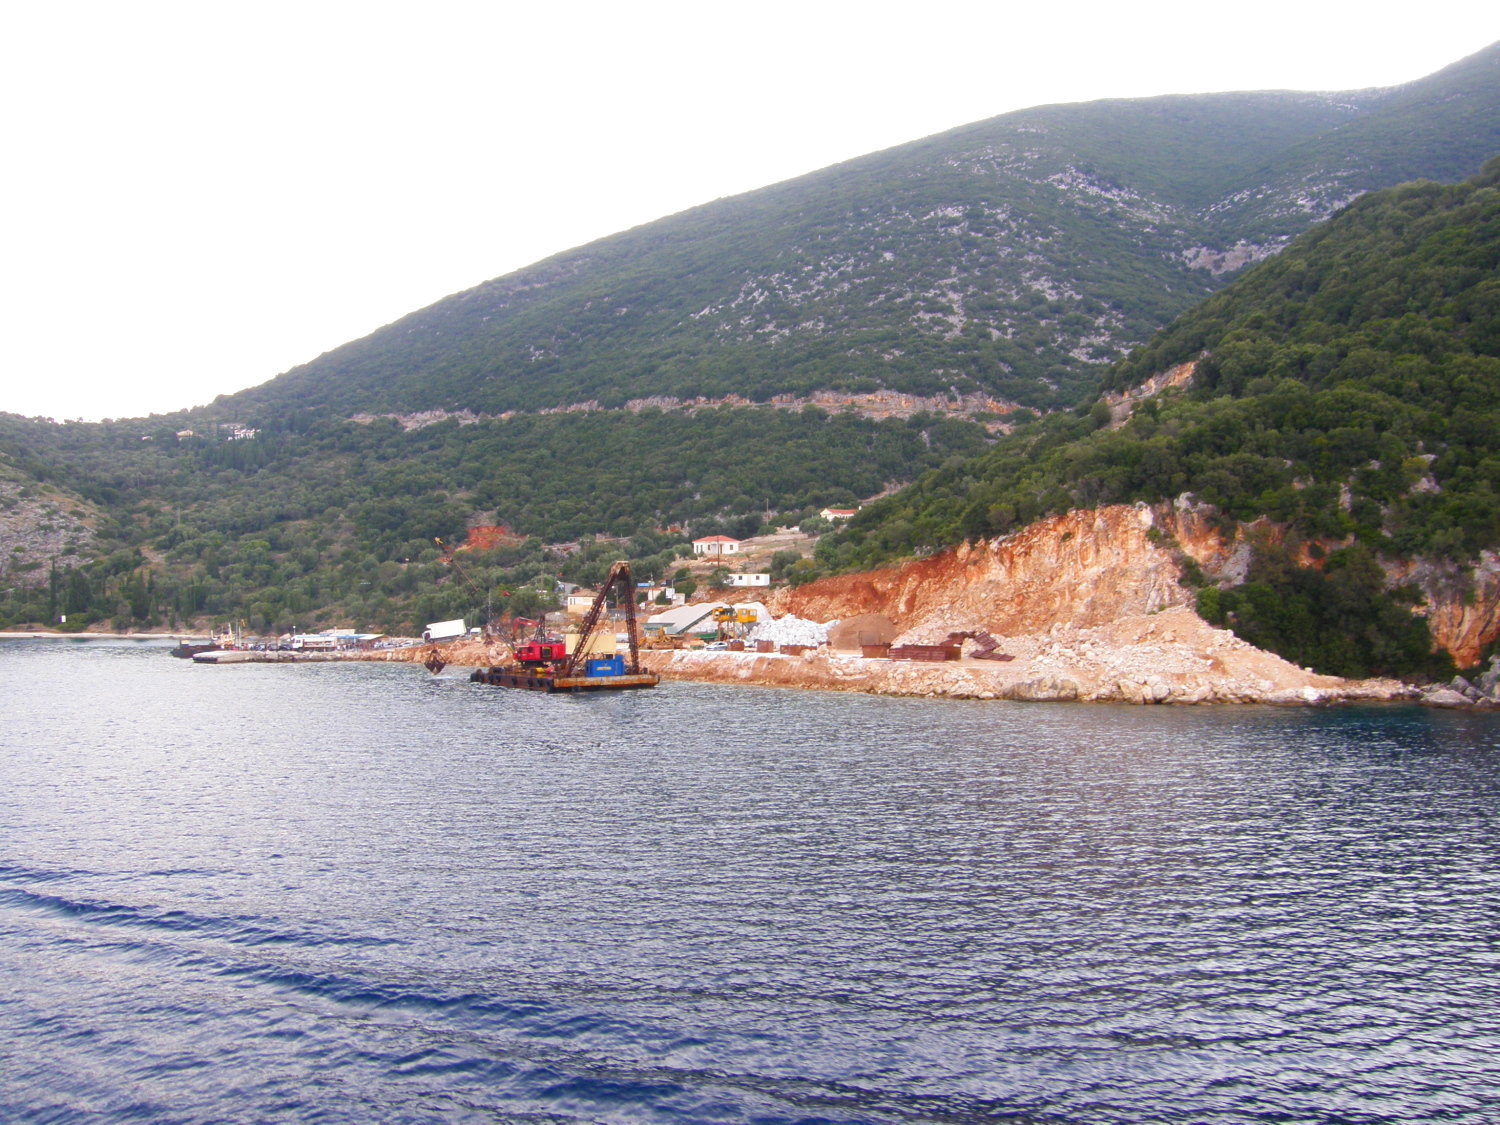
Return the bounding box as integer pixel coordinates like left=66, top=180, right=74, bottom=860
left=2, top=2, right=1496, bottom=421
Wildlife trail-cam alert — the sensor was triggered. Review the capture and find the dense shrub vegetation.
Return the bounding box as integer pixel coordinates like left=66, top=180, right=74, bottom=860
left=228, top=46, right=1499, bottom=418
left=1193, top=538, right=1452, bottom=680
left=823, top=159, right=1500, bottom=677
left=0, top=407, right=986, bottom=634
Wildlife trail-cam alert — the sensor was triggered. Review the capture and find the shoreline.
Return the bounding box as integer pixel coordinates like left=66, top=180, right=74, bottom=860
left=354, top=621, right=1424, bottom=707
left=4, top=623, right=1473, bottom=709
left=0, top=631, right=185, bottom=641
left=631, top=648, right=1419, bottom=706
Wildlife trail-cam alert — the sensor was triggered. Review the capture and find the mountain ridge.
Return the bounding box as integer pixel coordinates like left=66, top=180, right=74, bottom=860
left=2, top=43, right=1498, bottom=656
left=222, top=42, right=1500, bottom=422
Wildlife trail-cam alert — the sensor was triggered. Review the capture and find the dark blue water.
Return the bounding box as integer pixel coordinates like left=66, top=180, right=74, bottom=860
left=2, top=640, right=1497, bottom=1123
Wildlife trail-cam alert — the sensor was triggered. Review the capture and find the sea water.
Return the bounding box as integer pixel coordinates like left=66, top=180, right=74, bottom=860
left=2, top=639, right=1497, bottom=1123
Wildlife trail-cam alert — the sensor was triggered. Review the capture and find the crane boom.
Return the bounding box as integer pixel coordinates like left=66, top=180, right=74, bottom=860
left=561, top=561, right=643, bottom=679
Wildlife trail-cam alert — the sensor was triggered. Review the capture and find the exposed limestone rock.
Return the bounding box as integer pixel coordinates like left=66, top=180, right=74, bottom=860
left=1421, top=688, right=1474, bottom=709
left=1387, top=551, right=1500, bottom=668
left=0, top=474, right=97, bottom=578
left=774, top=505, right=1192, bottom=637
left=772, top=501, right=1500, bottom=671
left=631, top=608, right=1416, bottom=706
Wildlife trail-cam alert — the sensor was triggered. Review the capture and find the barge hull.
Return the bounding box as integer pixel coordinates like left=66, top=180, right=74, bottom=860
left=470, top=668, right=659, bottom=693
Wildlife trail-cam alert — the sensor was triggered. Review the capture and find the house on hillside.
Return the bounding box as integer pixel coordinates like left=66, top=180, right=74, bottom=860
left=565, top=589, right=598, bottom=615
left=692, top=535, right=741, bottom=557
left=820, top=507, right=857, bottom=521
left=726, top=573, right=770, bottom=587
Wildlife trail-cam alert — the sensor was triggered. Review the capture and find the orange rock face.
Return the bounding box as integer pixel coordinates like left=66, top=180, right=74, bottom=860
left=775, top=506, right=1196, bottom=637
left=772, top=502, right=1499, bottom=668
left=1387, top=552, right=1500, bottom=668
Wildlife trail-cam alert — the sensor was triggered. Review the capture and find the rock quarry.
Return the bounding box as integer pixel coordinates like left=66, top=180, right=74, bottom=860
left=383, top=501, right=1500, bottom=706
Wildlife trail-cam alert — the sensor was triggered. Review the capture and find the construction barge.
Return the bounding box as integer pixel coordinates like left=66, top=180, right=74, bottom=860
left=470, top=561, right=659, bottom=694
left=469, top=662, right=659, bottom=693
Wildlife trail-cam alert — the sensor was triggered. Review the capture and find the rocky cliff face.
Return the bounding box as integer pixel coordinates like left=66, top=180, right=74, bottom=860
left=1388, top=552, right=1500, bottom=668
left=0, top=474, right=97, bottom=583
left=775, top=502, right=1500, bottom=667
left=775, top=505, right=1196, bottom=637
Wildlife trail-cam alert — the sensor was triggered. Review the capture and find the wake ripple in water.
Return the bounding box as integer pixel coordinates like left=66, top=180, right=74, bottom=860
left=2, top=643, right=1498, bottom=1122
left=1, top=872, right=999, bottom=1123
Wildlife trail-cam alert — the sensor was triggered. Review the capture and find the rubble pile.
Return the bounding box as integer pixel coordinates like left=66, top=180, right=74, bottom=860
left=748, top=615, right=830, bottom=648
left=894, top=607, right=1394, bottom=704
left=642, top=606, right=1418, bottom=706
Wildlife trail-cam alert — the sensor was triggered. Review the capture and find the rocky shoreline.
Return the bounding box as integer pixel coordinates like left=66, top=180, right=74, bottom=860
left=637, top=608, right=1420, bottom=706
left=7, top=619, right=1492, bottom=708
left=366, top=609, right=1437, bottom=707
left=636, top=648, right=1413, bottom=705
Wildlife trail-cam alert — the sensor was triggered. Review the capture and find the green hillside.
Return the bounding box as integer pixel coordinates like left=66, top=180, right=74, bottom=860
left=224, top=44, right=1500, bottom=420
left=824, top=158, right=1500, bottom=677
left=2, top=44, right=1498, bottom=646
left=0, top=406, right=988, bottom=634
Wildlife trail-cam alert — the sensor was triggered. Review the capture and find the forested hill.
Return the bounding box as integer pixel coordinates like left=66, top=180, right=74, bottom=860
left=820, top=158, right=1500, bottom=677
left=2, top=45, right=1498, bottom=647
left=224, top=43, right=1500, bottom=421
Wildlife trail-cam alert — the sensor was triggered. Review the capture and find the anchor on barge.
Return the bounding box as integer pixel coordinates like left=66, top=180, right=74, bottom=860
left=470, top=561, right=659, bottom=694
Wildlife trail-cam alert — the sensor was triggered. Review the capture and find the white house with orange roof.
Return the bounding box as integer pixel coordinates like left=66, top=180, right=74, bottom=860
left=692, top=535, right=741, bottom=558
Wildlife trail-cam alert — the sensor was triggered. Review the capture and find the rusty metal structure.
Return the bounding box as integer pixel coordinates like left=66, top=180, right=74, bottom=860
left=469, top=561, right=658, bottom=693
left=883, top=631, right=1013, bottom=662
left=560, top=560, right=644, bottom=679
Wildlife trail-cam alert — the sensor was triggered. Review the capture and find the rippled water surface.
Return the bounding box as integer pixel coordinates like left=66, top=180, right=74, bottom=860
left=3, top=640, right=1498, bottom=1123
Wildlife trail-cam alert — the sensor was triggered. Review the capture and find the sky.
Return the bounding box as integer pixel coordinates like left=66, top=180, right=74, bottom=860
left=2, top=2, right=1496, bottom=422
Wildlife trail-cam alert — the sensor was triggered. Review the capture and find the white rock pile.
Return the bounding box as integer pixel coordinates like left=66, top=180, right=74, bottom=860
left=748, top=615, right=830, bottom=648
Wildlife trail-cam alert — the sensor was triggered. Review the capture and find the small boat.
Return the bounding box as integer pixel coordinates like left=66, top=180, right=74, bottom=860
left=169, top=623, right=242, bottom=659
left=169, top=638, right=218, bottom=659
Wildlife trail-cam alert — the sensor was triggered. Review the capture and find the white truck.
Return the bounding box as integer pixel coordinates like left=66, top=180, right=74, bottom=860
left=422, top=618, right=467, bottom=642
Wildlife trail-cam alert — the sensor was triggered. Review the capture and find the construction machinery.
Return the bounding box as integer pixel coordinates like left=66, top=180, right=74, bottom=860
left=507, top=616, right=567, bottom=666
left=470, top=562, right=659, bottom=693
left=711, top=605, right=759, bottom=641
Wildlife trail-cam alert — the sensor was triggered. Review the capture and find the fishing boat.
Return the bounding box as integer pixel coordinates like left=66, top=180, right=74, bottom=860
left=169, top=623, right=241, bottom=658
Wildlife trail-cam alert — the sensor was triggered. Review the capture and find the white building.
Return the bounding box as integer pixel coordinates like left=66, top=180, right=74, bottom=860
left=637, top=584, right=683, bottom=606
left=646, top=602, right=727, bottom=636
left=565, top=589, right=599, bottom=615
left=726, top=573, right=770, bottom=587
left=692, top=535, right=741, bottom=557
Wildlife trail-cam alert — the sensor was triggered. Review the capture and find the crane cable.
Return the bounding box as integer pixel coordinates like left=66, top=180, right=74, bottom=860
left=433, top=537, right=499, bottom=637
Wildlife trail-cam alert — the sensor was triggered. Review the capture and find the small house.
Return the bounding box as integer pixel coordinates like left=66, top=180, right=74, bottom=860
left=692, top=535, right=741, bottom=557
left=566, top=589, right=599, bottom=615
